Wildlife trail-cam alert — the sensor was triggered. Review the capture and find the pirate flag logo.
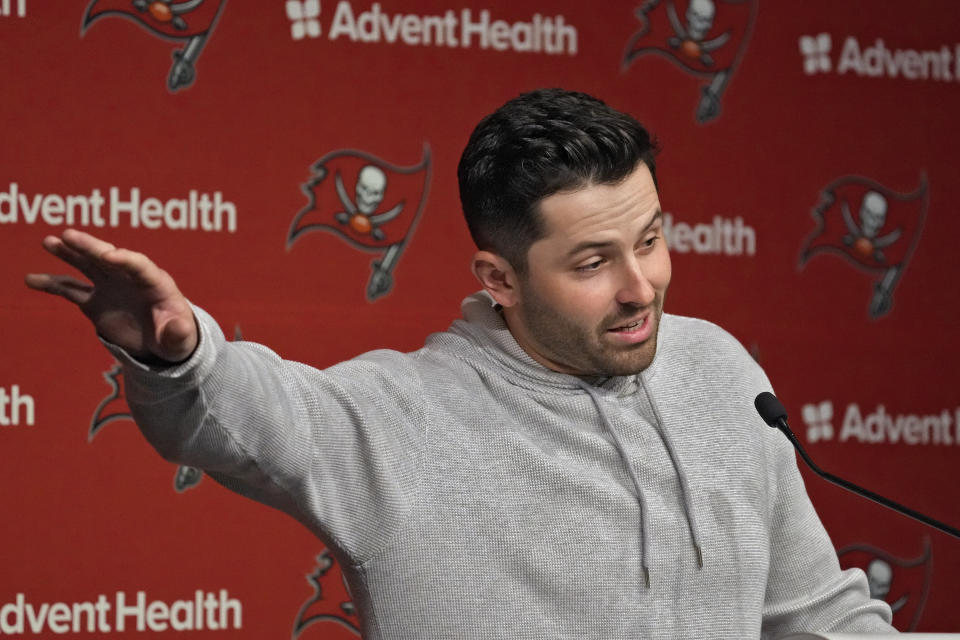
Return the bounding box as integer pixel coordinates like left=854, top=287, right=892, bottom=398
left=292, top=549, right=360, bottom=638
left=90, top=325, right=241, bottom=488
left=837, top=538, right=933, bottom=631
left=287, top=145, right=432, bottom=302
left=82, top=0, right=228, bottom=91
left=90, top=362, right=204, bottom=492
left=622, top=0, right=756, bottom=123
left=89, top=363, right=134, bottom=442
left=798, top=174, right=928, bottom=319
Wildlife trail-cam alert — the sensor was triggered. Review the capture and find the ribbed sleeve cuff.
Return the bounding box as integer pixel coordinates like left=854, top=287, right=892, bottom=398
left=97, top=303, right=225, bottom=402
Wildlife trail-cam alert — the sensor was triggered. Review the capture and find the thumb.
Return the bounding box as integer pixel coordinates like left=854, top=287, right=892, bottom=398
left=156, top=313, right=199, bottom=363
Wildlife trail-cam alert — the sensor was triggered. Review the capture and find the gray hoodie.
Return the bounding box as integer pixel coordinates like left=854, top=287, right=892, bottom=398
left=112, top=292, right=895, bottom=639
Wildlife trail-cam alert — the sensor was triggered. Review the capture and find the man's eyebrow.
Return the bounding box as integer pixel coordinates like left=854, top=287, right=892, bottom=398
left=565, top=240, right=615, bottom=258
left=644, top=209, right=664, bottom=231
left=564, top=209, right=663, bottom=258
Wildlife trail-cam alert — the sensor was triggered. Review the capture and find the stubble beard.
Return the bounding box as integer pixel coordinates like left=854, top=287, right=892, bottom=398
left=518, top=285, right=665, bottom=377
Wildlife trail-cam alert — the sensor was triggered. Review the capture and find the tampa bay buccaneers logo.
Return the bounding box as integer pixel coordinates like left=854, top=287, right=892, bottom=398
left=90, top=362, right=204, bottom=492
left=90, top=322, right=243, bottom=492
left=81, top=0, right=228, bottom=91
left=287, top=145, right=432, bottom=302
left=622, top=0, right=756, bottom=123
left=292, top=549, right=360, bottom=638
left=837, top=538, right=933, bottom=631
left=798, top=174, right=928, bottom=319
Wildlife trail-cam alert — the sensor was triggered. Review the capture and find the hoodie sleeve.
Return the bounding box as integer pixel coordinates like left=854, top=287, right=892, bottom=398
left=103, top=304, right=426, bottom=565
left=759, top=431, right=896, bottom=637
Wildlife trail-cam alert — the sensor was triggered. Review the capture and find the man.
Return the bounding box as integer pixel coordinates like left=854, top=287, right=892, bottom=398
left=26, top=89, right=895, bottom=638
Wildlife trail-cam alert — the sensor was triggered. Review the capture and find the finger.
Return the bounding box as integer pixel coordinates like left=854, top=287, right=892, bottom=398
left=99, top=248, right=165, bottom=288
left=52, top=232, right=156, bottom=287
left=58, top=229, right=118, bottom=265
left=41, top=235, right=104, bottom=280
left=24, top=273, right=94, bottom=305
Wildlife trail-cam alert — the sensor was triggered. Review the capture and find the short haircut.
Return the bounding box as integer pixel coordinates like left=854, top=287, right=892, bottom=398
left=457, top=88, right=659, bottom=273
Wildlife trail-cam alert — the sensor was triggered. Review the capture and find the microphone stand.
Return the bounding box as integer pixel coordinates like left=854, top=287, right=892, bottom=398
left=756, top=392, right=960, bottom=540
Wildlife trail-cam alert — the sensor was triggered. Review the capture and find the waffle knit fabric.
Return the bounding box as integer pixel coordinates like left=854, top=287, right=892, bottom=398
left=108, top=292, right=895, bottom=639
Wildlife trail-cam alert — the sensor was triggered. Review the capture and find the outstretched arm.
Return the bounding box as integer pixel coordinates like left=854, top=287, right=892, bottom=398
left=26, top=229, right=425, bottom=562
left=24, top=229, right=197, bottom=364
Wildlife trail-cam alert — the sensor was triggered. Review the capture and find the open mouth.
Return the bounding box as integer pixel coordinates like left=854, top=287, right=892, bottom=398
left=608, top=317, right=647, bottom=332
left=604, top=314, right=654, bottom=345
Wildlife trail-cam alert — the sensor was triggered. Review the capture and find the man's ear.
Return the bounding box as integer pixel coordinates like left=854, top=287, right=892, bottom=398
left=471, top=250, right=520, bottom=308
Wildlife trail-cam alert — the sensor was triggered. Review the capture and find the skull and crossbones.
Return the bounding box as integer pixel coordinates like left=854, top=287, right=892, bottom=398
left=334, top=165, right=404, bottom=241
left=867, top=559, right=892, bottom=600
left=842, top=190, right=902, bottom=263
left=132, top=0, right=204, bottom=30
left=666, top=0, right=731, bottom=66
left=867, top=558, right=908, bottom=613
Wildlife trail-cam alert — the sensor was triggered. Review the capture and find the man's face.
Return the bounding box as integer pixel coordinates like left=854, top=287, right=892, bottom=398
left=505, top=163, right=670, bottom=377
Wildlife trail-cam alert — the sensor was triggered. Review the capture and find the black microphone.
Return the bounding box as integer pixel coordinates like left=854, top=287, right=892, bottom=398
left=754, top=391, right=960, bottom=539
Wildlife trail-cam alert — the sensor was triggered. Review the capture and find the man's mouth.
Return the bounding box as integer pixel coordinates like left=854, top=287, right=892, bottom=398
left=608, top=316, right=647, bottom=332
left=604, top=314, right=655, bottom=345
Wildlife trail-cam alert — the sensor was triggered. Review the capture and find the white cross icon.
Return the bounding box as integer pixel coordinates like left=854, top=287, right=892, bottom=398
left=287, top=0, right=321, bottom=40
left=799, top=33, right=832, bottom=74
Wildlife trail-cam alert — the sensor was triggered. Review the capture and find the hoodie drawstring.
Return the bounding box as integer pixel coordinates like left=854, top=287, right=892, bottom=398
left=577, top=381, right=652, bottom=588
left=638, top=375, right=704, bottom=570
left=577, top=378, right=704, bottom=589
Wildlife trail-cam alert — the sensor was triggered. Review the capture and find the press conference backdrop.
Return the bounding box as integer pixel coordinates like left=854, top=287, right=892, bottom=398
left=2, top=1, right=958, bottom=636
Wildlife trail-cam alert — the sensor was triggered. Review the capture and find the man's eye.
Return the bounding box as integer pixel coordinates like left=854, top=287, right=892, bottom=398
left=576, top=260, right=604, bottom=272
left=642, top=235, right=660, bottom=248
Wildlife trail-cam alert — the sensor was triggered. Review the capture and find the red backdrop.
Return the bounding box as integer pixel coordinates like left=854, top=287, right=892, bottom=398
left=2, top=1, right=958, bottom=636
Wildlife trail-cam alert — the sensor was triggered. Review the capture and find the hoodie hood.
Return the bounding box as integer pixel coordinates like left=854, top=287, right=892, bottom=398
left=448, top=291, right=655, bottom=395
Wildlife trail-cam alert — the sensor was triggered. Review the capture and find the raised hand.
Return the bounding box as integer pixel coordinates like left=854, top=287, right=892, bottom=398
left=25, top=229, right=198, bottom=364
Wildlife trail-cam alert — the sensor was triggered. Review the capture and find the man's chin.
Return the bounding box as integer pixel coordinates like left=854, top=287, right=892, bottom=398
left=593, top=341, right=659, bottom=377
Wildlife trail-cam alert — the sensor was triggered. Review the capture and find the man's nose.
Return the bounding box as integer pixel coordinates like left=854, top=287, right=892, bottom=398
left=615, top=259, right=656, bottom=307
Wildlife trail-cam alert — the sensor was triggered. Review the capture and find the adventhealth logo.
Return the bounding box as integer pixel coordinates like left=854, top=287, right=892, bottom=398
left=0, top=183, right=237, bottom=233
left=0, top=384, right=34, bottom=427
left=0, top=0, right=26, bottom=18
left=0, top=590, right=241, bottom=634
left=799, top=33, right=832, bottom=74
left=799, top=33, right=959, bottom=82
left=285, top=0, right=578, bottom=55
left=801, top=400, right=960, bottom=446
left=287, top=0, right=321, bottom=40
left=803, top=400, right=834, bottom=443
left=662, top=213, right=756, bottom=256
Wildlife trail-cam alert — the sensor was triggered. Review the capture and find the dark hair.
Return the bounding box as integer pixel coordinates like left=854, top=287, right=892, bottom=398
left=457, top=88, right=659, bottom=273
